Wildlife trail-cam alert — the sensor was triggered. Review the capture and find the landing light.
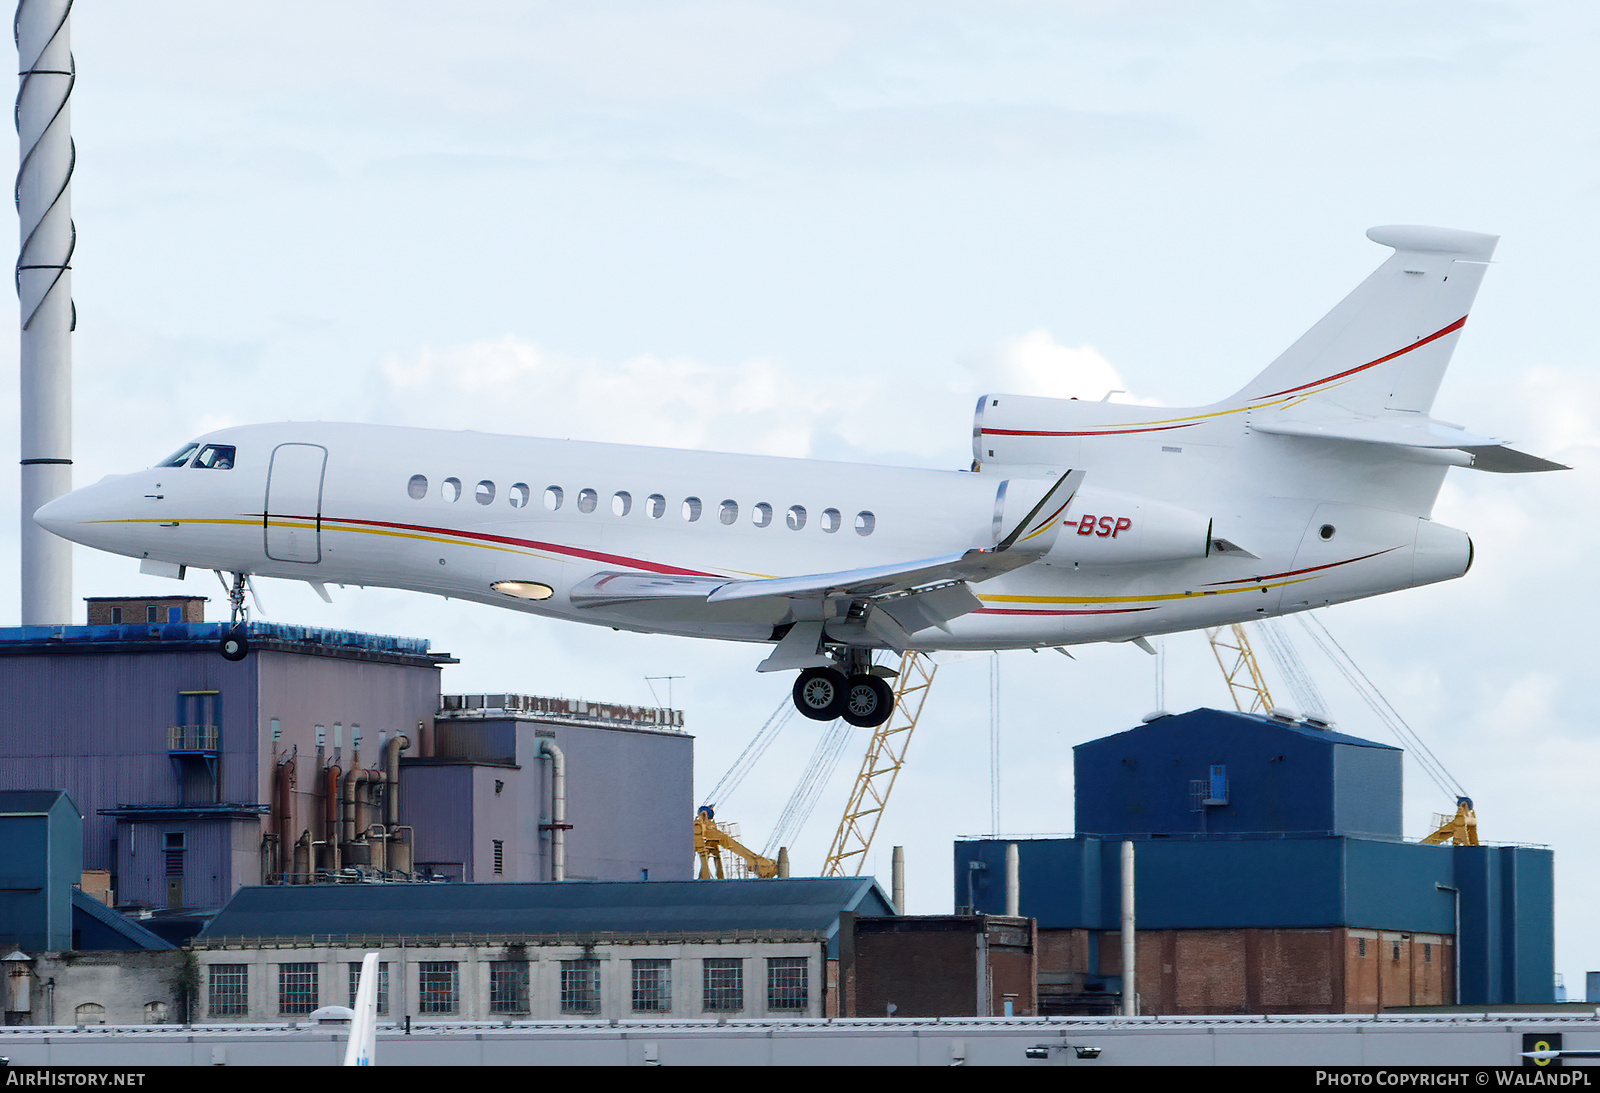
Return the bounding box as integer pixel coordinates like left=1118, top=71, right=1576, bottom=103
left=491, top=581, right=554, bottom=601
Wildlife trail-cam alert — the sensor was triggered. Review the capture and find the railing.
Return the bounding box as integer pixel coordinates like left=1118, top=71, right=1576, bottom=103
left=168, top=724, right=219, bottom=752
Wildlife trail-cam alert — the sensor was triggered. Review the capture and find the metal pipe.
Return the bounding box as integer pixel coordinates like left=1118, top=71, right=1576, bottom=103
left=384, top=734, right=409, bottom=827
left=538, top=739, right=566, bottom=882
left=15, top=0, right=75, bottom=624
left=891, top=846, right=905, bottom=913
left=1121, top=840, right=1136, bottom=1016
left=1005, top=843, right=1019, bottom=918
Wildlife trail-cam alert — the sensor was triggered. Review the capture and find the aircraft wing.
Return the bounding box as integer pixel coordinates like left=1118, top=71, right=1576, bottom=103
left=570, top=468, right=1084, bottom=636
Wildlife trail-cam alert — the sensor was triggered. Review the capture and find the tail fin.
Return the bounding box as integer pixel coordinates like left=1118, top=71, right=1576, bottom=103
left=342, top=952, right=379, bottom=1067
left=1230, top=226, right=1498, bottom=416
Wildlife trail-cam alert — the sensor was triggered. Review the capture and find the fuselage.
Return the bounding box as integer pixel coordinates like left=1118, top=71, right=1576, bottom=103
left=35, top=420, right=1473, bottom=652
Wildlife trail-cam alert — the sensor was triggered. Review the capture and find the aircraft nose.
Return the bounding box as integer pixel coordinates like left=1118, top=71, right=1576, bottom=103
left=33, top=481, right=121, bottom=547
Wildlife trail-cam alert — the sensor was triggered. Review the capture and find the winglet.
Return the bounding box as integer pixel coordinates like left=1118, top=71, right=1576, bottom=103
left=996, top=469, right=1084, bottom=553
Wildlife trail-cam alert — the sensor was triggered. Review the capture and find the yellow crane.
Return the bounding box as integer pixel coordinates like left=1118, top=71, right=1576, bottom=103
left=822, top=651, right=937, bottom=877
left=693, top=806, right=778, bottom=879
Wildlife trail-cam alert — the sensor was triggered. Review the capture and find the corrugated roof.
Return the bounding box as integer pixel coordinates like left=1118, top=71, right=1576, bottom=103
left=1080, top=707, right=1398, bottom=751
left=70, top=889, right=175, bottom=951
left=0, top=789, right=78, bottom=817
left=200, top=878, right=894, bottom=943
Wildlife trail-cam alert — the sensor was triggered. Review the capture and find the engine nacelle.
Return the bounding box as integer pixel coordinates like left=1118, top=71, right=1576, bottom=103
left=995, top=478, right=1212, bottom=567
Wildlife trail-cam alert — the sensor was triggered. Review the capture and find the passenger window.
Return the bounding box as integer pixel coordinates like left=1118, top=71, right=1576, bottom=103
left=682, top=497, right=703, bottom=522
left=408, top=474, right=428, bottom=500
left=544, top=486, right=564, bottom=511
left=787, top=505, right=807, bottom=531
left=613, top=491, right=632, bottom=517
left=193, top=444, right=236, bottom=470
left=443, top=478, right=462, bottom=502
left=578, top=489, right=598, bottom=514
left=855, top=511, right=876, bottom=536
left=719, top=500, right=738, bottom=525
left=821, top=507, right=841, bottom=533
left=156, top=443, right=199, bottom=469
left=646, top=494, right=666, bottom=519
left=752, top=503, right=773, bottom=528
left=476, top=480, right=495, bottom=505
left=508, top=483, right=530, bottom=509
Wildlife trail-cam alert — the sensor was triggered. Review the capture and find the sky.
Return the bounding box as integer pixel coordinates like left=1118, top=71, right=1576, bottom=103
left=3, top=1, right=1596, bottom=996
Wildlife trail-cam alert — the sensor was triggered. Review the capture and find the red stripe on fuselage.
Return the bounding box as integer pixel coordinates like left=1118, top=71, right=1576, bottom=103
left=323, top=515, right=724, bottom=578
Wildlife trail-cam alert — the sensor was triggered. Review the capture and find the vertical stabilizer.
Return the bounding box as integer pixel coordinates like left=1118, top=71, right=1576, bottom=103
left=342, top=951, right=379, bottom=1066
left=1230, top=226, right=1498, bottom=417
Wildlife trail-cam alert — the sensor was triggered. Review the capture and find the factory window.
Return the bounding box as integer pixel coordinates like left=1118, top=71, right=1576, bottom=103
left=577, top=488, right=598, bottom=514
left=278, top=962, right=318, bottom=1015
left=1392, top=941, right=1401, bottom=962
left=408, top=474, right=428, bottom=500
left=508, top=483, right=529, bottom=509
left=632, top=959, right=671, bottom=1013
left=682, top=496, right=703, bottom=522
left=208, top=964, right=248, bottom=1017
left=476, top=480, right=496, bottom=505
left=192, top=444, right=235, bottom=470
left=347, top=961, right=389, bottom=1015
left=157, top=443, right=200, bottom=468
left=702, top=958, right=743, bottom=1013
left=1358, top=939, right=1367, bottom=957
left=1424, top=943, right=1432, bottom=964
left=74, top=1002, right=105, bottom=1025
left=820, top=508, right=841, bottom=534
left=489, top=962, right=530, bottom=1014
left=143, top=1001, right=168, bottom=1025
left=766, top=957, right=808, bottom=1012
left=493, top=840, right=503, bottom=874
left=418, top=962, right=459, bottom=1014
left=442, top=477, right=462, bottom=502
left=168, top=606, right=182, bottom=623
left=561, top=959, right=601, bottom=1015
left=719, top=499, right=738, bottom=525
left=752, top=502, right=773, bottom=528
left=316, top=725, right=326, bottom=749
left=110, top=607, right=122, bottom=623
left=855, top=510, right=876, bottom=536
left=613, top=490, right=632, bottom=516
left=544, top=486, right=564, bottom=511
left=786, top=505, right=807, bottom=531
left=270, top=718, right=280, bottom=742
left=645, top=493, right=666, bottom=518
left=146, top=605, right=160, bottom=623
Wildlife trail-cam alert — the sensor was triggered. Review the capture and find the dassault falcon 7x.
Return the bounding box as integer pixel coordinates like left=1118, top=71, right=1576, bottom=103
left=35, top=226, right=1564, bottom=728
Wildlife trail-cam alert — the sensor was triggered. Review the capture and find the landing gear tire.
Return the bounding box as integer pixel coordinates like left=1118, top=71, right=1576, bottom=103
left=219, top=628, right=249, bottom=662
left=841, top=673, right=895, bottom=728
left=793, top=666, right=848, bottom=721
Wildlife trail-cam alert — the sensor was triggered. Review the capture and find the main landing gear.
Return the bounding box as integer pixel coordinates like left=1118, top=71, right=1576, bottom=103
left=219, top=571, right=250, bottom=662
left=792, top=652, right=896, bottom=728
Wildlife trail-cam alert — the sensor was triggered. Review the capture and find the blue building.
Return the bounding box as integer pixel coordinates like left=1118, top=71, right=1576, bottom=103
left=956, top=709, right=1554, bottom=1014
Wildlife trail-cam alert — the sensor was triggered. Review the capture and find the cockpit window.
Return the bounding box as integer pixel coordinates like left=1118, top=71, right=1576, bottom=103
left=156, top=443, right=200, bottom=468
left=192, top=444, right=236, bottom=470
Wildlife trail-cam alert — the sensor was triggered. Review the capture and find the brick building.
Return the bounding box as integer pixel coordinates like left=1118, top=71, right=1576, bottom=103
left=956, top=709, right=1553, bottom=1014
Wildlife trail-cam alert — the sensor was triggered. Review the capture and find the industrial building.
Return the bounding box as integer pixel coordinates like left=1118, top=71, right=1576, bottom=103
left=180, top=878, right=893, bottom=1023
left=0, top=597, right=693, bottom=934
left=955, top=708, right=1554, bottom=1015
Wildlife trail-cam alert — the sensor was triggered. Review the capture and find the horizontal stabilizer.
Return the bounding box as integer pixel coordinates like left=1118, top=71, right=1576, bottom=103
left=1461, top=445, right=1570, bottom=473
left=1254, top=413, right=1567, bottom=473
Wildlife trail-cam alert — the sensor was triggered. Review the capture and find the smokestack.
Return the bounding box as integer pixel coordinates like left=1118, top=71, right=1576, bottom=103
left=15, top=0, right=75, bottom=624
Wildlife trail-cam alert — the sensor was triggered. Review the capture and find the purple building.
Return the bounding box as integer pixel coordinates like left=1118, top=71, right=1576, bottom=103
left=0, top=599, right=693, bottom=925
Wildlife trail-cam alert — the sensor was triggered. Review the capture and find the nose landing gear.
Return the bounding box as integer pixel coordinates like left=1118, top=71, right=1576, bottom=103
left=791, top=652, right=896, bottom=728
left=218, top=571, right=251, bottom=661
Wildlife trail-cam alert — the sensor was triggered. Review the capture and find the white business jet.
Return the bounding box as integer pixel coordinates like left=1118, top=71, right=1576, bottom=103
left=35, top=226, right=1562, bottom=728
